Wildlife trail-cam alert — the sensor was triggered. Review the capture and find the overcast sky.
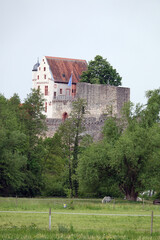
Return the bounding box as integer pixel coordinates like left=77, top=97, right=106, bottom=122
left=1, top=0, right=160, bottom=105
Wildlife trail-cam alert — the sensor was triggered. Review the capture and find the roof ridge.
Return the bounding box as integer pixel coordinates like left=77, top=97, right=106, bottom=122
left=45, top=56, right=86, bottom=62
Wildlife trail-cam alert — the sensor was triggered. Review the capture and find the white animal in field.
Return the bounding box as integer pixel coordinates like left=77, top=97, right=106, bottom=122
left=136, top=197, right=142, bottom=202
left=102, top=196, right=111, bottom=203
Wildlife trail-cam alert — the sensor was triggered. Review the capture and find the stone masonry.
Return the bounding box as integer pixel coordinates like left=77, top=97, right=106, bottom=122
left=46, top=82, right=130, bottom=140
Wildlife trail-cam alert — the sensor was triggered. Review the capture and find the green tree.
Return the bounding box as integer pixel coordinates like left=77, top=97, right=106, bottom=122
left=78, top=141, right=121, bottom=197
left=142, top=88, right=160, bottom=127
left=80, top=55, right=122, bottom=86
left=21, top=88, right=46, bottom=142
left=0, top=94, right=27, bottom=196
left=18, top=89, right=47, bottom=196
left=101, top=98, right=160, bottom=200
left=78, top=90, right=160, bottom=200
left=42, top=133, right=66, bottom=196
left=58, top=119, right=75, bottom=197
left=0, top=89, right=48, bottom=197
left=58, top=98, right=87, bottom=197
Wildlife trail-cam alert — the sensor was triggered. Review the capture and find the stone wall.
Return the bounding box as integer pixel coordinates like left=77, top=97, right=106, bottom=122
left=52, top=99, right=73, bottom=119
left=46, top=82, right=130, bottom=139
left=76, top=82, right=130, bottom=118
left=46, top=118, right=62, bottom=137
left=46, top=115, right=107, bottom=140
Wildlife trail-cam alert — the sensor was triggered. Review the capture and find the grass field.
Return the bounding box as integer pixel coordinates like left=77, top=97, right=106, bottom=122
left=0, top=197, right=160, bottom=239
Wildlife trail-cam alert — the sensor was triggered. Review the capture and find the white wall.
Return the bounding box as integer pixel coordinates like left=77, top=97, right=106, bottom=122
left=32, top=56, right=74, bottom=118
left=32, top=57, right=54, bottom=118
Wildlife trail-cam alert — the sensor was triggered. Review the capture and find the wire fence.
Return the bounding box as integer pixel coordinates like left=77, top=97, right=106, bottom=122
left=0, top=197, right=159, bottom=235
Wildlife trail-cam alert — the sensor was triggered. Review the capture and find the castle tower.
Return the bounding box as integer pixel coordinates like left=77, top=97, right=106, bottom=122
left=32, top=56, right=87, bottom=118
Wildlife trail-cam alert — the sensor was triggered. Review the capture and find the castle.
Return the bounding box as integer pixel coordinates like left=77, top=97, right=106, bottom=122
left=32, top=56, right=130, bottom=139
left=32, top=56, right=87, bottom=118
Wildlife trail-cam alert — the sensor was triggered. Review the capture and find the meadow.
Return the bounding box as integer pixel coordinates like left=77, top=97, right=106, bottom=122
left=0, top=197, right=160, bottom=239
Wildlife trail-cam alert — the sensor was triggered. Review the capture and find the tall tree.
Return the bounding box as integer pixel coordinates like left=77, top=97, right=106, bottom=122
left=142, top=88, right=160, bottom=127
left=80, top=55, right=122, bottom=86
left=21, top=88, right=46, bottom=143
left=42, top=133, right=66, bottom=196
left=0, top=94, right=27, bottom=196
left=78, top=90, right=160, bottom=200
left=0, top=90, right=48, bottom=197
left=58, top=98, right=87, bottom=197
left=78, top=141, right=121, bottom=197
left=19, top=89, right=47, bottom=196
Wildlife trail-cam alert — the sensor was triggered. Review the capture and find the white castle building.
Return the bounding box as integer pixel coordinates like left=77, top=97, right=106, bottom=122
left=32, top=56, right=87, bottom=118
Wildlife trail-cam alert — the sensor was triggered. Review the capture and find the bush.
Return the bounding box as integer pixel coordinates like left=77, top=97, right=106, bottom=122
left=42, top=176, right=66, bottom=197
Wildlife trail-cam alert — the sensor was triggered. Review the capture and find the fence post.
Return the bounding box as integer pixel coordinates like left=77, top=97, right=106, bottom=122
left=49, top=208, right=51, bottom=230
left=151, top=211, right=153, bottom=234
left=113, top=199, right=115, bottom=209
left=16, top=195, right=18, bottom=207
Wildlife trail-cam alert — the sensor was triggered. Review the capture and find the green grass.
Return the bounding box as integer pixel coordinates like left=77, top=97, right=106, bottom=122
left=0, top=197, right=160, bottom=239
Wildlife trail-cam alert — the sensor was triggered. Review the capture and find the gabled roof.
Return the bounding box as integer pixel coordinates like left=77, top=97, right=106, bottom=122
left=45, top=56, right=87, bottom=84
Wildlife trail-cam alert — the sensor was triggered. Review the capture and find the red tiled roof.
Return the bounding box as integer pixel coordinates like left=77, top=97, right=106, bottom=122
left=45, top=56, right=87, bottom=84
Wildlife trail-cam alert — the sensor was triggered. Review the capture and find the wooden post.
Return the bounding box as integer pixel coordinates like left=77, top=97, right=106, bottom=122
left=113, top=199, right=115, bottom=209
left=49, top=208, right=51, bottom=230
left=16, top=195, right=18, bottom=207
left=151, top=211, right=153, bottom=234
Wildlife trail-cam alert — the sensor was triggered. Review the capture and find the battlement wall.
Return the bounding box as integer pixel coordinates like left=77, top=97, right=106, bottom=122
left=46, top=115, right=107, bottom=140
left=46, top=83, right=130, bottom=139
left=76, top=82, right=130, bottom=117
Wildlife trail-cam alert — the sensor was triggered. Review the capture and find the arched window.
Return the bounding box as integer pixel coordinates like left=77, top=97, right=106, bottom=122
left=62, top=112, right=68, bottom=121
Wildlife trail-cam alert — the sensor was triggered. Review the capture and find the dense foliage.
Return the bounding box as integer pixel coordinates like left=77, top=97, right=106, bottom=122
left=57, top=98, right=88, bottom=197
left=0, top=89, right=46, bottom=196
left=80, top=55, right=122, bottom=86
left=78, top=89, right=160, bottom=200
left=0, top=88, right=160, bottom=199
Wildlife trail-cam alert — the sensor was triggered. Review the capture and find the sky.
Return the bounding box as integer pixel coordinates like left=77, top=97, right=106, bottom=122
left=1, top=0, right=160, bottom=105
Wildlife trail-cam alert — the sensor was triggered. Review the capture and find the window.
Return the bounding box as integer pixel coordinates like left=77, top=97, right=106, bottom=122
left=72, top=89, right=76, bottom=93
left=62, top=112, right=68, bottom=121
left=39, top=67, right=41, bottom=71
left=44, top=74, right=46, bottom=79
left=60, top=89, right=62, bottom=94
left=44, top=67, right=46, bottom=71
left=62, top=73, right=65, bottom=77
left=45, top=86, right=48, bottom=95
left=45, top=102, right=47, bottom=112
left=82, top=106, right=85, bottom=114
left=54, top=92, right=56, bottom=99
left=37, top=75, right=39, bottom=80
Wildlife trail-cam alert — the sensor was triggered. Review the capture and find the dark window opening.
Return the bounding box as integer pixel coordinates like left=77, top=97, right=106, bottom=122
left=62, top=112, right=68, bottom=121
left=60, top=89, right=62, bottom=94
left=45, top=102, right=47, bottom=112
left=82, top=106, right=85, bottom=114
left=45, top=86, right=48, bottom=95
left=72, top=89, right=76, bottom=94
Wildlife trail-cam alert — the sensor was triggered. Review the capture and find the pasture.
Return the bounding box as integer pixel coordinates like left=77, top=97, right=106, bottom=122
left=0, top=197, right=160, bottom=239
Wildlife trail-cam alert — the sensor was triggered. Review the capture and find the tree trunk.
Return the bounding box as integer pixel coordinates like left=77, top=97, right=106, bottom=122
left=125, top=187, right=138, bottom=201
left=68, top=156, right=73, bottom=198
left=72, top=132, right=79, bottom=197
